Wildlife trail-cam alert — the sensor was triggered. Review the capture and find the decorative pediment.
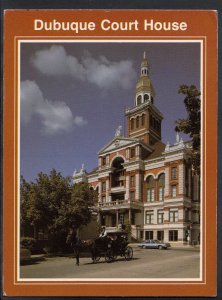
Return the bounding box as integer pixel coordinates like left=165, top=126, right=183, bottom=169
left=98, top=137, right=138, bottom=155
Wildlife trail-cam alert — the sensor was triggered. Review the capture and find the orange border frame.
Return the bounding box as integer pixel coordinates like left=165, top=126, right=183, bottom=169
left=3, top=10, right=217, bottom=296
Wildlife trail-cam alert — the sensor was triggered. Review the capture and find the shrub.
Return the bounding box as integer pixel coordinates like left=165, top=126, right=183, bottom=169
left=20, top=237, right=44, bottom=254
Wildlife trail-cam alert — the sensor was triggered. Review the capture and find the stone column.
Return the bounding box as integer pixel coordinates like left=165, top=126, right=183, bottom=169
left=178, top=163, right=185, bottom=195
left=165, top=167, right=169, bottom=197
left=136, top=146, right=140, bottom=159
left=155, top=179, right=158, bottom=201
left=98, top=181, right=102, bottom=202
left=116, top=210, right=119, bottom=227
left=179, top=207, right=184, bottom=221
left=107, top=155, right=110, bottom=166
left=153, top=208, right=157, bottom=225
left=164, top=229, right=169, bottom=242
left=126, top=149, right=130, bottom=160
left=128, top=209, right=131, bottom=223
left=135, top=173, right=140, bottom=201
left=188, top=168, right=191, bottom=197
left=178, top=229, right=184, bottom=242
left=98, top=157, right=102, bottom=168
left=106, top=178, right=109, bottom=202
left=125, top=175, right=130, bottom=200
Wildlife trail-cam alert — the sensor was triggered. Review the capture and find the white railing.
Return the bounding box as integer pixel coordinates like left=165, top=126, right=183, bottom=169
left=110, top=186, right=126, bottom=193
left=98, top=199, right=140, bottom=208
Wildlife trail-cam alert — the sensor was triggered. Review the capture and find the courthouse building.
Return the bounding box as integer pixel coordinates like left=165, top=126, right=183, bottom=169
left=73, top=52, right=200, bottom=244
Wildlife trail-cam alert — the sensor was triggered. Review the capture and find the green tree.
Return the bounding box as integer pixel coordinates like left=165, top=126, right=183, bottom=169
left=20, top=170, right=71, bottom=239
left=57, top=183, right=97, bottom=229
left=20, top=170, right=97, bottom=251
left=175, top=85, right=201, bottom=174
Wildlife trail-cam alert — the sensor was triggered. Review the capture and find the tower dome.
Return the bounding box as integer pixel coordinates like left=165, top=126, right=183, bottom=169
left=135, top=52, right=155, bottom=106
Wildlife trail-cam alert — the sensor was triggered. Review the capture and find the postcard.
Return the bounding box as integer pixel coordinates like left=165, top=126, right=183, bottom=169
left=3, top=9, right=217, bottom=297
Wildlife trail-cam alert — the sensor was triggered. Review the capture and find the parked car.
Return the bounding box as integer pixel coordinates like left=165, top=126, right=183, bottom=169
left=137, top=239, right=171, bottom=250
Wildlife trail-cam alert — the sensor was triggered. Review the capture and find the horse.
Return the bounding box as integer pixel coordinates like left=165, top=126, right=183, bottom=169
left=81, top=239, right=98, bottom=263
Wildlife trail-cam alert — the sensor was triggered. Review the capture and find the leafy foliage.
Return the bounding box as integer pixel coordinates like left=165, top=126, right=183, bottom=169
left=20, top=169, right=97, bottom=252
left=175, top=85, right=201, bottom=174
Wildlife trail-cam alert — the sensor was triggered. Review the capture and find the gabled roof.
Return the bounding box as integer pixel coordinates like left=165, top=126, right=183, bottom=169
left=98, top=136, right=140, bottom=155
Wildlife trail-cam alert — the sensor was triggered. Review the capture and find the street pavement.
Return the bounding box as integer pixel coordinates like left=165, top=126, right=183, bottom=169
left=20, top=246, right=200, bottom=279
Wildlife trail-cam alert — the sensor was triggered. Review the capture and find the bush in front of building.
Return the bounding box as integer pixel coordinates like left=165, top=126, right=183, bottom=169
left=20, top=237, right=44, bottom=254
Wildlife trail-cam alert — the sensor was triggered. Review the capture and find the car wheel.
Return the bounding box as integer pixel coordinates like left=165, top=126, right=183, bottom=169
left=158, top=245, right=163, bottom=250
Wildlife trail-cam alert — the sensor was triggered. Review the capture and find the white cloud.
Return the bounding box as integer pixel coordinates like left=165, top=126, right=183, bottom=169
left=20, top=80, right=87, bottom=135
left=74, top=116, right=88, bottom=126
left=31, top=46, right=136, bottom=90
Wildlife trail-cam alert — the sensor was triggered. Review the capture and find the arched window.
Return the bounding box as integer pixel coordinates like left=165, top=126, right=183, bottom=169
left=130, top=118, right=134, bottom=130
left=111, top=157, right=125, bottom=188
left=158, top=173, right=165, bottom=201
left=137, top=95, right=142, bottom=106
left=144, top=94, right=149, bottom=102
left=136, top=116, right=140, bottom=128
left=141, top=114, right=145, bottom=126
left=146, top=175, right=155, bottom=202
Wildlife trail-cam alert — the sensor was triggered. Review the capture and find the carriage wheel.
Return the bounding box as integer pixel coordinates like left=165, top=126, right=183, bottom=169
left=124, top=246, right=133, bottom=260
left=105, top=249, right=114, bottom=263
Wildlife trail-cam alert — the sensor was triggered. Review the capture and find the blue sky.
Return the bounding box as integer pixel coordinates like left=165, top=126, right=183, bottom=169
left=20, top=42, right=200, bottom=181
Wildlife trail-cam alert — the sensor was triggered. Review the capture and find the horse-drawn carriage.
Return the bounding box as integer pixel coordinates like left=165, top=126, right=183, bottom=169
left=91, top=229, right=133, bottom=263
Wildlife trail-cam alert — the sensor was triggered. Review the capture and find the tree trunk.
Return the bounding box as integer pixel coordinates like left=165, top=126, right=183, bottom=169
left=34, top=225, right=38, bottom=240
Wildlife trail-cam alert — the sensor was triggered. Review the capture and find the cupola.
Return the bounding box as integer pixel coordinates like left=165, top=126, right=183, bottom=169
left=135, top=51, right=155, bottom=106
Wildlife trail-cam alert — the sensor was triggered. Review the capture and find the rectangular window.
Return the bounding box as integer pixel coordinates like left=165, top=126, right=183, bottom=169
left=185, top=209, right=189, bottom=222
left=171, top=167, right=177, bottom=179
left=145, top=231, right=153, bottom=240
left=147, top=188, right=155, bottom=202
left=119, top=214, right=124, bottom=224
left=130, top=148, right=135, bottom=158
left=157, top=210, right=164, bottom=224
left=102, top=157, right=106, bottom=166
left=101, top=215, right=106, bottom=226
left=171, top=185, right=177, bottom=198
left=169, top=209, right=179, bottom=222
left=169, top=230, right=178, bottom=241
left=146, top=189, right=151, bottom=202
left=140, top=231, right=144, bottom=239
left=130, top=175, right=135, bottom=187
left=159, top=187, right=164, bottom=201
left=145, top=211, right=154, bottom=224
left=102, top=196, right=106, bottom=203
left=157, top=231, right=164, bottom=241
left=130, top=191, right=135, bottom=201
left=151, top=188, right=155, bottom=201
left=102, top=182, right=106, bottom=192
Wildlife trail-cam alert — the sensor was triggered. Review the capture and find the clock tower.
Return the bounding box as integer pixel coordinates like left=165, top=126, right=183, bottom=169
left=125, top=52, right=163, bottom=146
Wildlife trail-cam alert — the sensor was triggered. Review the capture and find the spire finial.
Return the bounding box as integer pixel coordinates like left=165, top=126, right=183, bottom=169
left=143, top=51, right=146, bottom=59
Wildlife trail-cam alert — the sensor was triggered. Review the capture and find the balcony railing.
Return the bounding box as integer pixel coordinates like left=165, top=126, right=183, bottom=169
left=110, top=185, right=126, bottom=193
left=98, top=199, right=141, bottom=209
